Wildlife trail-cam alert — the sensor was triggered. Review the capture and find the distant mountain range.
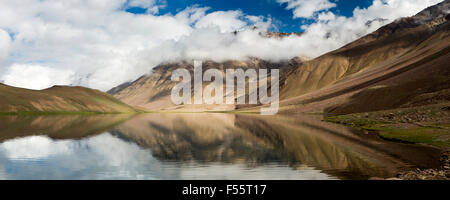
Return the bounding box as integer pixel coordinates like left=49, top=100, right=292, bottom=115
left=108, top=0, right=450, bottom=114
left=0, top=0, right=448, bottom=115
left=107, top=58, right=300, bottom=111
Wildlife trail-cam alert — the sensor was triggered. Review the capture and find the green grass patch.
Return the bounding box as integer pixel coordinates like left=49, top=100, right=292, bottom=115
left=326, top=115, right=450, bottom=148
left=373, top=126, right=450, bottom=147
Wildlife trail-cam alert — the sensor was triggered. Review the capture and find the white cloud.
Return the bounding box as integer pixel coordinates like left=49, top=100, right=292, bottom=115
left=127, top=0, right=157, bottom=8
left=0, top=0, right=444, bottom=91
left=296, top=0, right=444, bottom=57
left=0, top=0, right=192, bottom=90
left=317, top=11, right=336, bottom=21
left=277, top=0, right=337, bottom=19
left=140, top=27, right=304, bottom=62
left=127, top=0, right=166, bottom=14
left=0, top=136, right=73, bottom=159
left=0, top=134, right=336, bottom=179
left=0, top=29, right=11, bottom=63
left=195, top=10, right=248, bottom=33
left=0, top=0, right=279, bottom=90
left=1, top=64, right=74, bottom=90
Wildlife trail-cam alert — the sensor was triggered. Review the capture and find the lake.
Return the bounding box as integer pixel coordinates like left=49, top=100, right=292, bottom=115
left=0, top=113, right=441, bottom=180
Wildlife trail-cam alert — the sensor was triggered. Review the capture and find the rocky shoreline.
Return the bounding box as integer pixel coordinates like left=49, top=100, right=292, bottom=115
left=371, top=151, right=450, bottom=180
left=396, top=151, right=450, bottom=180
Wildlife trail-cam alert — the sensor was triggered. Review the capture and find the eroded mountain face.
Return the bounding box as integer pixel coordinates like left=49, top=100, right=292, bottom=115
left=280, top=0, right=450, bottom=100
left=277, top=0, right=450, bottom=115
left=108, top=58, right=298, bottom=111
left=109, top=0, right=450, bottom=114
left=107, top=30, right=308, bottom=112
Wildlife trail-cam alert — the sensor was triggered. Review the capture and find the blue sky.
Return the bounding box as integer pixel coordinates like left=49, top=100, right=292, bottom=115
left=126, top=0, right=374, bottom=32
left=1, top=0, right=441, bottom=90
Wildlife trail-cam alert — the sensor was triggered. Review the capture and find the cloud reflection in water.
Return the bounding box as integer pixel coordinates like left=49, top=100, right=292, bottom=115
left=0, top=134, right=334, bottom=180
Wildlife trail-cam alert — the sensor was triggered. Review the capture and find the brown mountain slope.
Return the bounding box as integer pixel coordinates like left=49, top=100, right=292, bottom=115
left=109, top=58, right=297, bottom=111
left=109, top=1, right=449, bottom=114
left=280, top=0, right=450, bottom=100
left=273, top=0, right=450, bottom=115
left=0, top=83, right=137, bottom=114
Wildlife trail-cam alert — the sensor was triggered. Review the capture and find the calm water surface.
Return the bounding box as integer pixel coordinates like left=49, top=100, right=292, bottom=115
left=0, top=113, right=441, bottom=180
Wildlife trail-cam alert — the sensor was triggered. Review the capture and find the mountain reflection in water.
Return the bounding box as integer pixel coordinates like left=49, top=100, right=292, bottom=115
left=0, top=113, right=441, bottom=180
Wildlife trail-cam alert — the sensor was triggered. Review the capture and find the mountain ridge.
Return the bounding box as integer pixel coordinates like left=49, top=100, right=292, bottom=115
left=108, top=58, right=300, bottom=111
left=0, top=83, right=138, bottom=114
left=108, top=0, right=450, bottom=114
left=273, top=0, right=450, bottom=114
